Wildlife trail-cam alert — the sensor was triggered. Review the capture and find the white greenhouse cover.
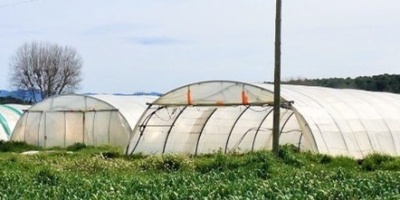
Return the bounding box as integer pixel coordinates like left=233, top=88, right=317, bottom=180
left=11, top=94, right=157, bottom=148
left=126, top=81, right=302, bottom=156
left=0, top=104, right=30, bottom=141
left=126, top=80, right=400, bottom=159
left=256, top=83, right=400, bottom=159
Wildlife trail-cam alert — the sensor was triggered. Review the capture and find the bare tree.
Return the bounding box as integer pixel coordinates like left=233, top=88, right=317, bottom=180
left=9, top=41, right=83, bottom=101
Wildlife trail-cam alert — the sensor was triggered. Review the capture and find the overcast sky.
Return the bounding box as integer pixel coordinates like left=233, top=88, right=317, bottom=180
left=1, top=0, right=399, bottom=94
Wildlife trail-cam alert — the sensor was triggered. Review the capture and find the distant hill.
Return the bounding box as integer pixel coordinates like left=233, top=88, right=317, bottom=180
left=0, top=89, right=42, bottom=104
left=0, top=96, right=27, bottom=104
left=0, top=89, right=162, bottom=104
left=111, top=92, right=162, bottom=96
left=282, top=74, right=400, bottom=94
left=82, top=92, right=163, bottom=96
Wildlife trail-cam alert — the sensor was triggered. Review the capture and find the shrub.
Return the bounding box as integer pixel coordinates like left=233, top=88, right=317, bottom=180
left=361, top=153, right=395, bottom=171
left=244, top=151, right=272, bottom=178
left=246, top=150, right=273, bottom=163
left=126, top=153, right=146, bottom=160
left=194, top=151, right=244, bottom=173
left=100, top=151, right=121, bottom=159
left=278, top=145, right=303, bottom=167
left=140, top=154, right=194, bottom=172
left=380, top=159, right=400, bottom=171
left=319, top=154, right=333, bottom=164
left=66, top=143, right=87, bottom=151
left=35, top=168, right=59, bottom=186
left=0, top=141, right=41, bottom=152
left=327, top=156, right=357, bottom=169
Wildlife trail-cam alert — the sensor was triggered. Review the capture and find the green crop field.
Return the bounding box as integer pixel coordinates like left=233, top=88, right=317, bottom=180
left=1, top=142, right=400, bottom=199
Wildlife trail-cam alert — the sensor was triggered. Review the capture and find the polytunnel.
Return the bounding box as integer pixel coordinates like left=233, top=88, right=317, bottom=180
left=11, top=94, right=157, bottom=148
left=255, top=83, right=400, bottom=159
left=126, top=80, right=400, bottom=159
left=126, top=81, right=303, bottom=156
left=0, top=104, right=30, bottom=141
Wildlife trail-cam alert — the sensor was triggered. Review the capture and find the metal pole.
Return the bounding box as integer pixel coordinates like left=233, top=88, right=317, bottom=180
left=272, top=0, right=282, bottom=156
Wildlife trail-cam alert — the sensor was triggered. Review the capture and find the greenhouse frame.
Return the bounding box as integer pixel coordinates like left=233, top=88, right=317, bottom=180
left=11, top=94, right=157, bottom=148
left=0, top=104, right=30, bottom=141
left=126, top=80, right=400, bottom=159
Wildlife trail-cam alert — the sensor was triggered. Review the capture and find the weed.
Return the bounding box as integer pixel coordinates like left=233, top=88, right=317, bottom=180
left=35, top=168, right=59, bottom=186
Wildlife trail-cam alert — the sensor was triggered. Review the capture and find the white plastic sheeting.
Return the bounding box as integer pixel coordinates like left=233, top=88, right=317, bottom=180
left=0, top=104, right=30, bottom=141
left=126, top=81, right=400, bottom=159
left=11, top=95, right=157, bottom=148
left=256, top=84, right=400, bottom=159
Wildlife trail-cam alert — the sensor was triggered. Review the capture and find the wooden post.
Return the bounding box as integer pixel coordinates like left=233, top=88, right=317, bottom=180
left=273, top=0, right=282, bottom=156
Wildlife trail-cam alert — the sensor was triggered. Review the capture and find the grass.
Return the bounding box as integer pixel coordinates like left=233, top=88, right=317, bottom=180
left=1, top=142, right=400, bottom=199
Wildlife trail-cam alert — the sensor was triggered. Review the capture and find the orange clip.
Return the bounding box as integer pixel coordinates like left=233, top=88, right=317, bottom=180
left=187, top=88, right=192, bottom=105
left=242, top=90, right=249, bottom=105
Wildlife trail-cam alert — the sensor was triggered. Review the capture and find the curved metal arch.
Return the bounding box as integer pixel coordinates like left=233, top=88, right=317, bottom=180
left=277, top=111, right=302, bottom=149
left=279, top=111, right=295, bottom=137
left=291, top=108, right=319, bottom=152
left=83, top=95, right=139, bottom=139
left=151, top=80, right=284, bottom=106
left=251, top=107, right=274, bottom=151
left=298, top=132, right=304, bottom=150
left=64, top=112, right=67, bottom=147
left=44, top=112, right=47, bottom=148
left=194, top=108, right=218, bottom=155
left=279, top=86, right=347, bottom=155
left=91, top=110, right=97, bottom=145
left=128, top=105, right=165, bottom=154
left=0, top=113, right=11, bottom=137
left=224, top=106, right=250, bottom=153
left=1, top=104, right=24, bottom=115
left=230, top=127, right=260, bottom=152
left=107, top=111, right=114, bottom=144
left=24, top=112, right=30, bottom=142
left=162, top=106, right=188, bottom=153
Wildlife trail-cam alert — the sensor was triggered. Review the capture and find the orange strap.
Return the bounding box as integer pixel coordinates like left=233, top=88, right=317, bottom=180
left=242, top=90, right=249, bottom=105
left=187, top=88, right=192, bottom=105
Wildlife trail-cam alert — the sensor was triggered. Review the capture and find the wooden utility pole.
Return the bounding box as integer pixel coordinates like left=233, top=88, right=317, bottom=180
left=272, top=0, right=282, bottom=156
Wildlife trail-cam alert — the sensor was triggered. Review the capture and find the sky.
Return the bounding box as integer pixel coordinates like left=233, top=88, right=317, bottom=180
left=1, top=0, right=399, bottom=94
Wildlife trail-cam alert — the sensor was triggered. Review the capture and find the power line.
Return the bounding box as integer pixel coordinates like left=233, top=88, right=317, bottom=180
left=0, top=0, right=42, bottom=8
